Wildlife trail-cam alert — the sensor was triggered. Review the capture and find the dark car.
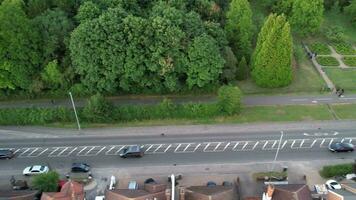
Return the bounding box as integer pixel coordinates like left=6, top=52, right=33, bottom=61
left=0, top=149, right=14, bottom=159
left=329, top=142, right=354, bottom=152
left=119, top=145, right=143, bottom=158
left=71, top=163, right=90, bottom=173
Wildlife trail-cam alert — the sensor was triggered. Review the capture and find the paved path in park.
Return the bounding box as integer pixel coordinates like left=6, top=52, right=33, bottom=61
left=1, top=93, right=356, bottom=109
left=303, top=44, right=335, bottom=92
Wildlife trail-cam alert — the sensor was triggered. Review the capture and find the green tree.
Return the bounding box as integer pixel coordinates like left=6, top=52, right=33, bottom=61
left=83, top=93, right=113, bottom=122
left=324, top=0, right=336, bottom=10
left=225, top=0, right=253, bottom=60
left=25, top=0, right=52, bottom=18
left=217, top=85, right=242, bottom=115
left=221, top=47, right=238, bottom=83
left=0, top=0, right=41, bottom=90
left=252, top=14, right=293, bottom=88
left=236, top=56, right=249, bottom=81
left=338, top=0, right=351, bottom=12
left=290, top=0, right=324, bottom=35
left=33, top=8, right=74, bottom=64
left=32, top=171, right=59, bottom=192
left=345, top=0, right=356, bottom=25
left=41, top=60, right=64, bottom=89
left=76, top=1, right=101, bottom=23
left=187, top=34, right=225, bottom=88
left=273, top=0, right=293, bottom=14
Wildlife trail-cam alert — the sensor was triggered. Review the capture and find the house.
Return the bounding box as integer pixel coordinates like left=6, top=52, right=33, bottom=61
left=105, top=182, right=167, bottom=200
left=262, top=184, right=312, bottom=200
left=41, top=180, right=84, bottom=200
left=180, top=184, right=237, bottom=200
left=0, top=190, right=38, bottom=200
left=327, top=183, right=356, bottom=200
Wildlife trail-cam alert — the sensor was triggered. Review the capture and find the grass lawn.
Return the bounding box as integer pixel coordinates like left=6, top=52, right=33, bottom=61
left=48, top=104, right=334, bottom=128
left=332, top=104, right=356, bottom=119
left=323, top=68, right=356, bottom=92
left=237, top=58, right=325, bottom=94
left=316, top=56, right=339, bottom=66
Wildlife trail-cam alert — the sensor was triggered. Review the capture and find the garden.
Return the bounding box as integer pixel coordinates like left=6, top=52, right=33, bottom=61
left=316, top=56, right=339, bottom=66
left=343, top=57, right=356, bottom=67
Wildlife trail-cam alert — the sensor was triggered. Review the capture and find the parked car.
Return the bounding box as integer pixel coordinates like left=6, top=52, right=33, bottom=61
left=12, top=180, right=29, bottom=190
left=0, top=149, right=14, bottom=159
left=71, top=163, right=90, bottom=173
left=325, top=180, right=341, bottom=190
left=119, top=145, right=144, bottom=158
left=207, top=181, right=217, bottom=187
left=128, top=181, right=138, bottom=190
left=23, top=165, right=49, bottom=176
left=328, top=142, right=354, bottom=152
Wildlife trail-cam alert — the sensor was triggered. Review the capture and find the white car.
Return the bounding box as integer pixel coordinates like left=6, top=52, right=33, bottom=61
left=23, top=165, right=49, bottom=176
left=325, top=180, right=342, bottom=190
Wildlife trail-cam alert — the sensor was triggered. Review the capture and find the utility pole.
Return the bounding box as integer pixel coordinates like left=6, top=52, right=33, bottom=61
left=171, top=174, right=175, bottom=200
left=271, top=131, right=284, bottom=172
left=69, top=92, right=81, bottom=131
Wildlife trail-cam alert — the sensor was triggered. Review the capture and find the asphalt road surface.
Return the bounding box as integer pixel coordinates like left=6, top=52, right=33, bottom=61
left=0, top=127, right=355, bottom=175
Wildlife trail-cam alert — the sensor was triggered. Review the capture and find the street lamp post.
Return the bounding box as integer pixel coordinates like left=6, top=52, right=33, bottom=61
left=69, top=92, right=81, bottom=131
left=271, top=131, right=284, bottom=172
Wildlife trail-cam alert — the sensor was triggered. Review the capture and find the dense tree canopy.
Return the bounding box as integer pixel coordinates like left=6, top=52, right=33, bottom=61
left=346, top=0, right=356, bottom=25
left=252, top=14, right=293, bottom=88
left=225, top=0, right=253, bottom=60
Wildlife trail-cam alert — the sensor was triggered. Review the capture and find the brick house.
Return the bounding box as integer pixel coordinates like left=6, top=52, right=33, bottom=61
left=180, top=185, right=236, bottom=200
left=41, top=180, right=84, bottom=200
left=262, top=184, right=312, bottom=200
left=105, top=182, right=167, bottom=200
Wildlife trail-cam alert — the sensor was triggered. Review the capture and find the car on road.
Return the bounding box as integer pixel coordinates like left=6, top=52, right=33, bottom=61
left=325, top=180, right=341, bottom=190
left=23, top=165, right=49, bottom=176
left=71, top=163, right=90, bottom=173
left=328, top=142, right=354, bottom=152
left=0, top=149, right=14, bottom=159
left=119, top=145, right=144, bottom=158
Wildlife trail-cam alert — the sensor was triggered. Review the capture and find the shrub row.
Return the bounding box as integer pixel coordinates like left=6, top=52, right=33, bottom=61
left=343, top=57, right=356, bottom=67
left=316, top=56, right=339, bottom=66
left=0, top=86, right=242, bottom=125
left=333, top=43, right=356, bottom=55
left=309, top=43, right=331, bottom=55
left=319, top=163, right=353, bottom=178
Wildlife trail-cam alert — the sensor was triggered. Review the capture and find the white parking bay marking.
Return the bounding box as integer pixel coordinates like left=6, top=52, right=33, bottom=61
left=175, top=143, right=198, bottom=153
left=232, top=141, right=249, bottom=151
left=18, top=148, right=31, bottom=157
left=95, top=147, right=106, bottom=155
left=57, top=147, right=69, bottom=156
left=48, top=147, right=60, bottom=157
left=27, top=148, right=39, bottom=156
left=105, top=145, right=126, bottom=155
left=203, top=142, right=223, bottom=152
left=76, top=146, right=88, bottom=156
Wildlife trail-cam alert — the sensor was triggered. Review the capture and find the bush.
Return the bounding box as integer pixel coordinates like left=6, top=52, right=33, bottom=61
left=332, top=43, right=356, bottom=55
left=316, top=56, right=339, bottom=66
left=217, top=85, right=242, bottom=115
left=323, top=26, right=346, bottom=43
left=343, top=57, right=356, bottom=67
left=309, top=43, right=331, bottom=55
left=32, top=171, right=59, bottom=192
left=319, top=163, right=353, bottom=178
left=83, top=94, right=113, bottom=123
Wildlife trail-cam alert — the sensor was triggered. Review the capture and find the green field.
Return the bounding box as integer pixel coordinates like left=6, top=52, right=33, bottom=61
left=332, top=104, right=356, bottom=119
left=324, top=68, right=356, bottom=91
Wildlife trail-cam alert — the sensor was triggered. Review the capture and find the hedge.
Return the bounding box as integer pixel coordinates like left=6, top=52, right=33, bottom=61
left=309, top=43, right=331, bottom=55
left=319, top=163, right=353, bottom=178
left=332, top=43, right=356, bottom=55
left=316, top=56, right=339, bottom=66
left=343, top=57, right=356, bottom=67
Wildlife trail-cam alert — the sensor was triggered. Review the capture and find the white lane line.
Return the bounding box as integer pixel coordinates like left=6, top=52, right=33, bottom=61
left=315, top=98, right=332, bottom=101
left=232, top=142, right=240, bottom=150
left=320, top=139, right=326, bottom=147
left=153, top=144, right=163, bottom=153
left=271, top=140, right=278, bottom=149
left=28, top=148, right=39, bottom=156
left=63, top=147, right=77, bottom=157
left=183, top=144, right=191, bottom=152
left=251, top=141, right=259, bottom=150
left=164, top=144, right=172, bottom=153
left=19, top=148, right=31, bottom=156
left=57, top=147, right=69, bottom=156
left=113, top=146, right=126, bottom=155
left=84, top=146, right=97, bottom=155
left=145, top=145, right=154, bottom=152
left=13, top=149, right=21, bottom=154
left=291, top=140, right=297, bottom=149
left=174, top=144, right=182, bottom=152
left=48, top=147, right=60, bottom=157
left=223, top=143, right=231, bottom=151
left=262, top=141, right=269, bottom=149
left=241, top=142, right=248, bottom=150
left=281, top=141, right=288, bottom=149
left=329, top=138, right=334, bottom=146
left=341, top=138, right=345, bottom=143
left=95, top=147, right=106, bottom=155
left=76, top=147, right=88, bottom=156
left=193, top=144, right=201, bottom=152
left=37, top=148, right=48, bottom=157
left=299, top=140, right=305, bottom=148
left=213, top=142, right=222, bottom=151
left=106, top=146, right=115, bottom=154
left=203, top=143, right=211, bottom=152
